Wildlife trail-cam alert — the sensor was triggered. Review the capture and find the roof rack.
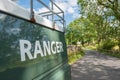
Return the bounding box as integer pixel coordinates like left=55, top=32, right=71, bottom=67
left=30, top=0, right=65, bottom=29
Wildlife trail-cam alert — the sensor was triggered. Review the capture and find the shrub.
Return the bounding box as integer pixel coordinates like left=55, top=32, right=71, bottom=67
left=101, top=40, right=116, bottom=50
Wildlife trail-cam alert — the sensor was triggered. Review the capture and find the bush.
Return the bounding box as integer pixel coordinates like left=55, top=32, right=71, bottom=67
left=101, top=40, right=116, bottom=50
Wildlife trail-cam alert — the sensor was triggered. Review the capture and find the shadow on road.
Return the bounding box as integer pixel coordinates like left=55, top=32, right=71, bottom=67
left=71, top=50, right=120, bottom=80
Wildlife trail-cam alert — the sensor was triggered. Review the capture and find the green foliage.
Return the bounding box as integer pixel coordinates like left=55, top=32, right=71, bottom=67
left=65, top=19, right=81, bottom=45
left=68, top=50, right=84, bottom=64
left=100, top=40, right=116, bottom=50
left=105, top=52, right=120, bottom=58
left=98, top=0, right=120, bottom=21
left=100, top=48, right=120, bottom=58
left=66, top=0, right=120, bottom=55
left=65, top=17, right=97, bottom=45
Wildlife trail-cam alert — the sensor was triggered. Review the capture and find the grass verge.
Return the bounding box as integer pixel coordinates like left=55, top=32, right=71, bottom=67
left=68, top=50, right=85, bottom=65
left=99, top=50, right=120, bottom=58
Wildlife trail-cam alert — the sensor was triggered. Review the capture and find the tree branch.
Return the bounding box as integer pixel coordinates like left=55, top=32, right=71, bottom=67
left=108, top=0, right=114, bottom=4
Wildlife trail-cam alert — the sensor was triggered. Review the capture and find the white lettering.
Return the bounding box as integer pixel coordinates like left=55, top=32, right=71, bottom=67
left=43, top=41, right=51, bottom=56
left=51, top=41, right=56, bottom=54
left=56, top=42, right=61, bottom=53
left=19, top=40, right=64, bottom=61
left=19, top=40, right=33, bottom=61
left=60, top=42, right=64, bottom=52
left=34, top=40, right=44, bottom=58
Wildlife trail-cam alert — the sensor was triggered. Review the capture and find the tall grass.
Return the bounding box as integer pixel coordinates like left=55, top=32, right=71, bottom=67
left=68, top=50, right=85, bottom=65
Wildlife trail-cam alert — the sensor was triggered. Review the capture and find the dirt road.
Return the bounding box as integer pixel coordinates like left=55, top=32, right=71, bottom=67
left=71, top=50, right=120, bottom=80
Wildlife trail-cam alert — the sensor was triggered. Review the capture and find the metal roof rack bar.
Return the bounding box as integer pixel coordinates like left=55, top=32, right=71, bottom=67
left=50, top=0, right=63, bottom=13
left=30, top=0, right=65, bottom=30
left=30, top=0, right=35, bottom=22
left=38, top=11, right=52, bottom=15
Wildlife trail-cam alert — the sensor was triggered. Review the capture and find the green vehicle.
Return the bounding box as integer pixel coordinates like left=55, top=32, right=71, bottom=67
left=0, top=0, right=71, bottom=80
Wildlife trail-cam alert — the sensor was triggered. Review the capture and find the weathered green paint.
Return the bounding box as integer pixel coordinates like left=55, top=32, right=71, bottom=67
left=0, top=12, right=71, bottom=80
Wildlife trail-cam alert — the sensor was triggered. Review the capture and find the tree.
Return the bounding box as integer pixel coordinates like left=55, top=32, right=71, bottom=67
left=98, top=0, right=120, bottom=21
left=66, top=17, right=97, bottom=46
left=77, top=0, right=120, bottom=50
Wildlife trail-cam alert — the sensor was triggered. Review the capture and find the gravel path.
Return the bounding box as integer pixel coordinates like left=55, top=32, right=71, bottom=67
left=71, top=50, right=120, bottom=80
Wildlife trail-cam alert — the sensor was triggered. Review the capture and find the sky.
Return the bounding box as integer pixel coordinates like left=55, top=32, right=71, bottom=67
left=12, top=0, right=80, bottom=25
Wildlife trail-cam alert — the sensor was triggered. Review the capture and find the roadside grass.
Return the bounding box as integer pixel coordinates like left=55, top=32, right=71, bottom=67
left=84, top=45, right=98, bottom=50
left=82, top=44, right=120, bottom=59
left=89, top=44, right=120, bottom=58
left=68, top=50, right=85, bottom=65
left=67, top=44, right=119, bottom=65
left=103, top=52, right=120, bottom=58
left=99, top=49, right=120, bottom=58
left=97, top=44, right=120, bottom=58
